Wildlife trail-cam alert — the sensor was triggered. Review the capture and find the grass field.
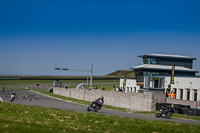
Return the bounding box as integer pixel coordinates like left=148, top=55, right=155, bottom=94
left=0, top=79, right=119, bottom=85
left=0, top=102, right=200, bottom=133
left=0, top=79, right=119, bottom=91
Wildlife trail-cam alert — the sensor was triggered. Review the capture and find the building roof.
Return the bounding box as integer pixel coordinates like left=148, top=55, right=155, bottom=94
left=131, top=64, right=198, bottom=73
left=138, top=54, right=197, bottom=60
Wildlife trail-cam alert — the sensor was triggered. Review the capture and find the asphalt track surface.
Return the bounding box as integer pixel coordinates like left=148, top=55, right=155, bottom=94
left=1, top=90, right=200, bottom=125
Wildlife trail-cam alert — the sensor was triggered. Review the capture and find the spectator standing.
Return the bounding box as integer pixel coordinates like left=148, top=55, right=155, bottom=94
left=113, top=86, right=116, bottom=91
left=101, top=86, right=105, bottom=90
left=95, top=86, right=98, bottom=90
left=166, top=84, right=171, bottom=97
left=2, top=87, right=5, bottom=92
left=171, top=91, right=176, bottom=99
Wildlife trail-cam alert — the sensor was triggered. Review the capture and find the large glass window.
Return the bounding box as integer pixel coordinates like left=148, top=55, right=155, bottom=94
left=143, top=57, right=193, bottom=69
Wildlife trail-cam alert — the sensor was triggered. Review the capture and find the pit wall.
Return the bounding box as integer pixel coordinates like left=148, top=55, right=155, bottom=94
left=53, top=87, right=156, bottom=111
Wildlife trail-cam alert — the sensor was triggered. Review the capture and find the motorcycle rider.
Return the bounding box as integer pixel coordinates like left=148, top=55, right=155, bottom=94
left=156, top=104, right=174, bottom=118
left=11, top=91, right=16, bottom=96
left=10, top=91, right=16, bottom=101
left=162, top=104, right=174, bottom=116
left=87, top=96, right=104, bottom=112
left=93, top=96, right=104, bottom=108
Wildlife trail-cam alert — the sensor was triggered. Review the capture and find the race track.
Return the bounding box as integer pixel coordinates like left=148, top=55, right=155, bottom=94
left=1, top=90, right=200, bottom=125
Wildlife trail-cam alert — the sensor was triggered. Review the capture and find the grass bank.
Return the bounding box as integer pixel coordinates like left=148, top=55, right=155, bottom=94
left=0, top=102, right=200, bottom=133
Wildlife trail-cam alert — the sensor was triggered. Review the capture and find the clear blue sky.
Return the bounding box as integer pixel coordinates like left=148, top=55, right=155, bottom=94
left=0, top=0, right=200, bottom=76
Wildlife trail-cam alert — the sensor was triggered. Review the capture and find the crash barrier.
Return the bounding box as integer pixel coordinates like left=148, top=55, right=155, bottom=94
left=156, top=103, right=200, bottom=116
left=53, top=87, right=156, bottom=111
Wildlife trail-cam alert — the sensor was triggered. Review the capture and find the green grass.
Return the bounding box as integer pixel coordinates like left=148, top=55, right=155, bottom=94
left=4, top=87, right=27, bottom=90
left=0, top=79, right=119, bottom=85
left=0, top=79, right=119, bottom=91
left=35, top=90, right=200, bottom=121
left=0, top=80, right=55, bottom=85
left=0, top=80, right=119, bottom=92
left=0, top=102, right=200, bottom=133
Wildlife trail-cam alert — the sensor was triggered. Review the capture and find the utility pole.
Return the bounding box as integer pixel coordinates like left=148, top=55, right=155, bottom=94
left=90, top=64, right=93, bottom=87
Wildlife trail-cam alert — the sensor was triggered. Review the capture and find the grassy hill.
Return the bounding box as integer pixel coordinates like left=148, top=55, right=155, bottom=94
left=105, top=70, right=135, bottom=78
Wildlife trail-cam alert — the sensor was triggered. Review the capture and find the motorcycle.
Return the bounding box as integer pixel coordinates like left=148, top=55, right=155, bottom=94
left=156, top=104, right=174, bottom=119
left=10, top=94, right=15, bottom=102
left=87, top=100, right=103, bottom=112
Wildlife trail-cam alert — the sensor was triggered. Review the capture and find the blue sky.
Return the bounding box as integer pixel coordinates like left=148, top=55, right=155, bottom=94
left=0, top=0, right=200, bottom=76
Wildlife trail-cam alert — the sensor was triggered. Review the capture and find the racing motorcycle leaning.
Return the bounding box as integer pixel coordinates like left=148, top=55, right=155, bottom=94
left=87, top=97, right=104, bottom=112
left=156, top=104, right=174, bottom=119
left=10, top=91, right=16, bottom=102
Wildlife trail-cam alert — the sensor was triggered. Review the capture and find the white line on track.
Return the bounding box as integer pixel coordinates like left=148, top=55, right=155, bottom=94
left=0, top=97, right=3, bottom=102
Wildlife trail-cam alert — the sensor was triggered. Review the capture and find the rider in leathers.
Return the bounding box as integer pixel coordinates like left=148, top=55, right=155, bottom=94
left=93, top=96, right=104, bottom=109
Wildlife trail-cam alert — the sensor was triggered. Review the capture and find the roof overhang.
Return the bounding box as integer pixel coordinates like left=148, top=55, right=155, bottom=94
left=138, top=54, right=197, bottom=60
left=130, top=64, right=199, bottom=73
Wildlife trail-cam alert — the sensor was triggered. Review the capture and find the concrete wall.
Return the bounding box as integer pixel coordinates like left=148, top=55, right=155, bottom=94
left=55, top=87, right=198, bottom=109
left=166, top=98, right=197, bottom=108
left=130, top=92, right=155, bottom=111
left=154, top=93, right=166, bottom=103
left=53, top=87, right=69, bottom=97
left=53, top=87, right=156, bottom=111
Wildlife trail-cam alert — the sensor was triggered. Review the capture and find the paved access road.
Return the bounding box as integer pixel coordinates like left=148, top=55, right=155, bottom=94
left=1, top=90, right=200, bottom=125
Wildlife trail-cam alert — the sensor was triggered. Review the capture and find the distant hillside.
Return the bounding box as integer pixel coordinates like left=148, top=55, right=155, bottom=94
left=105, top=70, right=135, bottom=78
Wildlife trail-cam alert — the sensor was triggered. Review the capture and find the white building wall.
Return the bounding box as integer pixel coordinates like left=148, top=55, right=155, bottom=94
left=120, top=77, right=200, bottom=101
left=164, top=77, right=200, bottom=101
left=120, top=78, right=138, bottom=92
left=164, top=77, right=200, bottom=89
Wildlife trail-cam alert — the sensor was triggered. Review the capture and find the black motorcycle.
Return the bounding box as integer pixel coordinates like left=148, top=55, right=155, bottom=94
left=10, top=94, right=15, bottom=102
left=10, top=91, right=17, bottom=102
left=156, top=105, right=174, bottom=119
left=87, top=100, right=103, bottom=112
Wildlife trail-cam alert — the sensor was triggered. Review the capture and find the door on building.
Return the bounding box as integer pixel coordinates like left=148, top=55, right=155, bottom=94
left=174, top=88, right=177, bottom=99
left=154, top=78, right=159, bottom=88
left=180, top=89, right=183, bottom=100
left=194, top=89, right=197, bottom=101
left=144, top=76, right=165, bottom=89
left=187, top=89, right=190, bottom=101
